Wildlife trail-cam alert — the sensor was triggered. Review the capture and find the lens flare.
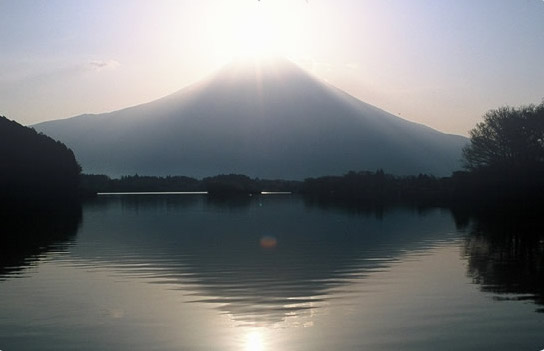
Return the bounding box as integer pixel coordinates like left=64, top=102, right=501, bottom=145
left=260, top=236, right=277, bottom=249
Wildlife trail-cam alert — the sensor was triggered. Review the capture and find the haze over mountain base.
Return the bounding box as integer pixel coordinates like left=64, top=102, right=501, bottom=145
left=34, top=58, right=467, bottom=179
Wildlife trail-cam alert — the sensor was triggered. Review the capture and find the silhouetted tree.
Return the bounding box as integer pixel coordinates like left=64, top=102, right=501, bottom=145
left=459, top=102, right=544, bottom=202
left=463, top=101, right=544, bottom=171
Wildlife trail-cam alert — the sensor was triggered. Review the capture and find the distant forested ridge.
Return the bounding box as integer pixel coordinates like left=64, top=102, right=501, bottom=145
left=81, top=173, right=301, bottom=195
left=81, top=171, right=458, bottom=206
left=0, top=116, right=81, bottom=201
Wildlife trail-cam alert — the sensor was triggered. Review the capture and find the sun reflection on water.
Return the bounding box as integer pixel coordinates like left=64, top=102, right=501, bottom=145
left=245, top=330, right=265, bottom=351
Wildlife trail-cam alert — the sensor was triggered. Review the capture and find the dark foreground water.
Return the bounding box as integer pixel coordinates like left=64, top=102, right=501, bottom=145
left=1, top=195, right=543, bottom=351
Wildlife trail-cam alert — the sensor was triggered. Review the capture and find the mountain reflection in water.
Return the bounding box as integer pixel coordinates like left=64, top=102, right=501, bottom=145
left=2, top=196, right=544, bottom=324
left=66, top=195, right=458, bottom=326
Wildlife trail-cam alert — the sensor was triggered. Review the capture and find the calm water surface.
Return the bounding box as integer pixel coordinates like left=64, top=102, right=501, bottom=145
left=1, top=195, right=543, bottom=350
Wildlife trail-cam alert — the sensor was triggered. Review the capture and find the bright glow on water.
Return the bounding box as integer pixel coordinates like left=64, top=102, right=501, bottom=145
left=260, top=192, right=292, bottom=195
left=97, top=191, right=208, bottom=195
left=245, top=330, right=265, bottom=351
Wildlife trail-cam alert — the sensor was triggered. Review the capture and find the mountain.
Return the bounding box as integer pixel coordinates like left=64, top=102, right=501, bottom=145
left=33, top=58, right=467, bottom=179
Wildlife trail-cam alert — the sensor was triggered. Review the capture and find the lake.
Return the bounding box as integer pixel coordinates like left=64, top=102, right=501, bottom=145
left=1, top=195, right=543, bottom=350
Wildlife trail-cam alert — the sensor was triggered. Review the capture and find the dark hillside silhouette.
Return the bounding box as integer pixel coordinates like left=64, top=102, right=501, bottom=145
left=0, top=116, right=81, bottom=201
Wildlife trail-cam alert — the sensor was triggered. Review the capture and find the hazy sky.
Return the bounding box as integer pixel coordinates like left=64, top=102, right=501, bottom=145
left=1, top=0, right=543, bottom=135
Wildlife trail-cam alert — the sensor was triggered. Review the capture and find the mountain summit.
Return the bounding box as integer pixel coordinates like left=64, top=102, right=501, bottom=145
left=34, top=58, right=467, bottom=178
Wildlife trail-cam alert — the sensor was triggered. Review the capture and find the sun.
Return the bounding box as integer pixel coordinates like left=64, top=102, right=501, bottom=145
left=234, top=15, right=280, bottom=58
left=208, top=0, right=313, bottom=62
